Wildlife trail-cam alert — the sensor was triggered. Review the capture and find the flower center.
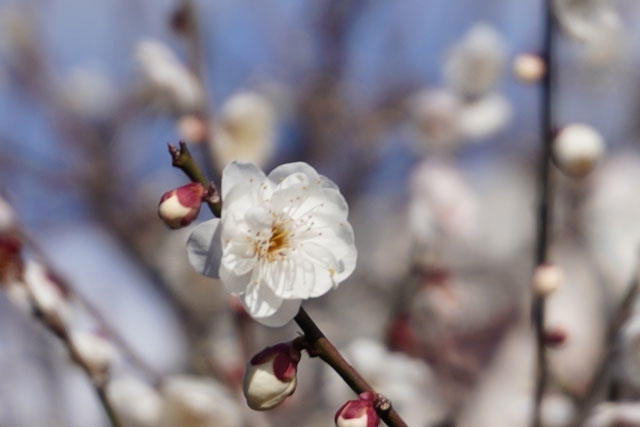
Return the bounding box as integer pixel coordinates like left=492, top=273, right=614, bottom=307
left=267, top=223, right=290, bottom=257
left=253, top=216, right=293, bottom=263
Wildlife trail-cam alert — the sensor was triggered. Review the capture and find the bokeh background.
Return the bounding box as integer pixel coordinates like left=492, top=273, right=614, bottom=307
left=2, top=0, right=640, bottom=426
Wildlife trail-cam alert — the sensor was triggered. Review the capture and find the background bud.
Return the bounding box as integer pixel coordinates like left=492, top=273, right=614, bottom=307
left=545, top=325, right=568, bottom=348
left=335, top=391, right=380, bottom=427
left=533, top=263, right=564, bottom=296
left=553, top=124, right=605, bottom=177
left=242, top=341, right=301, bottom=410
left=71, top=331, right=119, bottom=376
left=513, top=53, right=546, bottom=83
left=158, top=182, right=207, bottom=229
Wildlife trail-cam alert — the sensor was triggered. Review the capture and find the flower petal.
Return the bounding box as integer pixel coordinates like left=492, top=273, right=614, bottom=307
left=186, top=219, right=222, bottom=278
left=242, top=280, right=284, bottom=319
left=222, top=161, right=266, bottom=200
left=268, top=162, right=319, bottom=185
left=255, top=299, right=302, bottom=327
left=220, top=255, right=256, bottom=294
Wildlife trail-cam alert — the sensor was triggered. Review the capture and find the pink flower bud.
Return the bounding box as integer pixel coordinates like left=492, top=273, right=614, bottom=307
left=335, top=392, right=380, bottom=427
left=158, top=182, right=207, bottom=229
left=545, top=325, right=568, bottom=348
left=0, top=234, right=23, bottom=284
left=242, top=341, right=301, bottom=410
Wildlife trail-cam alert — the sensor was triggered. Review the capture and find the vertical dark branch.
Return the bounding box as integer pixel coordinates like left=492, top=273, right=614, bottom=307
left=531, top=1, right=555, bottom=426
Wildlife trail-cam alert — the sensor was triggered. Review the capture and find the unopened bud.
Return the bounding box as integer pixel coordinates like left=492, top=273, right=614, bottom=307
left=0, top=195, right=17, bottom=232
left=242, top=341, right=301, bottom=410
left=71, top=331, right=118, bottom=376
left=23, top=260, right=70, bottom=327
left=545, top=326, right=568, bottom=348
left=533, top=264, right=564, bottom=296
left=513, top=53, right=546, bottom=83
left=0, top=234, right=23, bottom=284
left=335, top=391, right=380, bottom=427
left=158, top=182, right=207, bottom=229
left=553, top=124, right=605, bottom=177
left=177, top=114, right=207, bottom=144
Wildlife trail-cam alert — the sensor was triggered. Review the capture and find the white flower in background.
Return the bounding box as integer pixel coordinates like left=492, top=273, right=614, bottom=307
left=161, top=375, right=243, bottom=427
left=584, top=402, right=640, bottom=427
left=457, top=93, right=512, bottom=141
left=324, top=339, right=444, bottom=426
left=70, top=331, right=119, bottom=376
left=408, top=89, right=462, bottom=153
left=553, top=0, right=621, bottom=43
left=585, top=152, right=640, bottom=299
left=22, top=260, right=71, bottom=326
left=60, top=67, right=117, bottom=120
left=187, top=161, right=357, bottom=326
left=210, top=91, right=276, bottom=172
left=135, top=39, right=203, bottom=114
left=0, top=195, right=17, bottom=232
left=444, top=23, right=507, bottom=98
left=408, top=160, right=479, bottom=248
left=108, top=376, right=163, bottom=427
left=553, top=123, right=605, bottom=177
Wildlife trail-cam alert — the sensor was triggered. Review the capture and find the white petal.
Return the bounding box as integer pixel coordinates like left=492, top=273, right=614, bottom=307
left=334, top=243, right=357, bottom=283
left=221, top=161, right=266, bottom=200
left=220, top=259, right=255, bottom=294
left=241, top=281, right=284, bottom=319
left=299, top=241, right=340, bottom=297
left=268, top=162, right=319, bottom=185
left=255, top=299, right=302, bottom=327
left=187, top=219, right=222, bottom=278
left=263, top=255, right=315, bottom=299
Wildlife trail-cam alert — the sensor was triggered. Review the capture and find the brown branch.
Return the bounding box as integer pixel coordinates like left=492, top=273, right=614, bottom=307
left=531, top=1, right=556, bottom=426
left=295, top=307, right=409, bottom=427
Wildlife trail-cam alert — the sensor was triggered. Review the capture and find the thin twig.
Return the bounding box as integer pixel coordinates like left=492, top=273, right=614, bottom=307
left=295, top=307, right=409, bottom=427
left=30, top=306, right=123, bottom=427
left=531, top=1, right=555, bottom=426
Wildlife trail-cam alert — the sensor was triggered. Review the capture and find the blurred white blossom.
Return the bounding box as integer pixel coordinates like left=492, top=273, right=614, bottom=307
left=324, top=339, right=444, bottom=426
left=408, top=159, right=479, bottom=249
left=0, top=195, right=17, bottom=232
left=135, top=39, right=203, bottom=114
left=60, top=67, right=117, bottom=121
left=553, top=0, right=621, bottom=43
left=22, top=260, right=71, bottom=326
left=70, top=331, right=119, bottom=376
left=457, top=93, right=512, bottom=141
left=585, top=151, right=640, bottom=299
left=584, top=402, right=640, bottom=427
left=187, top=161, right=357, bottom=326
left=161, top=375, right=243, bottom=427
left=210, top=91, right=277, bottom=172
left=408, top=89, right=462, bottom=153
left=108, top=376, right=163, bottom=427
left=444, top=23, right=507, bottom=98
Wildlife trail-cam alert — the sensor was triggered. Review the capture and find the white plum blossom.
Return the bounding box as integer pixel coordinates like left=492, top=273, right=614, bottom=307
left=444, top=23, right=507, bottom=98
left=187, top=161, right=357, bottom=326
left=135, top=39, right=203, bottom=114
left=210, top=91, right=277, bottom=172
